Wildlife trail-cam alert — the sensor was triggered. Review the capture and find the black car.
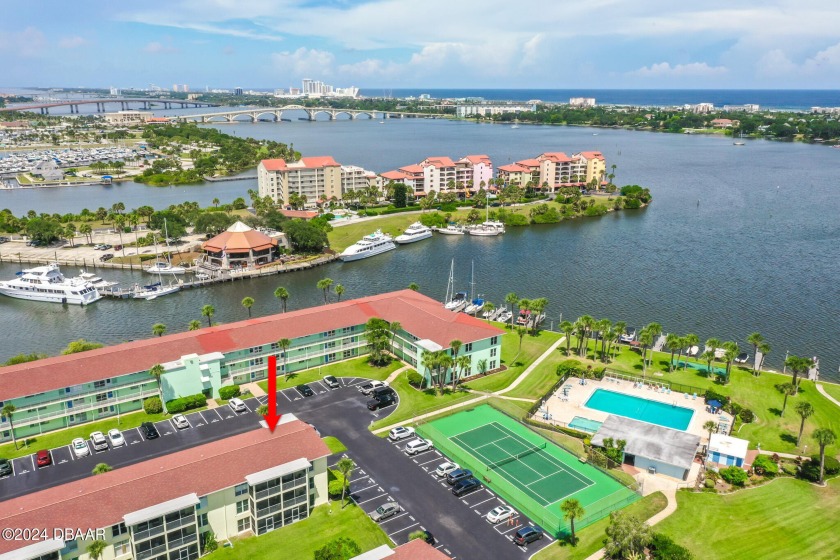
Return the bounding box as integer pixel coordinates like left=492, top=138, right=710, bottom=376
left=0, top=458, right=12, bottom=477
left=513, top=526, right=543, bottom=546
left=141, top=422, right=160, bottom=439
left=296, top=384, right=314, bottom=397
left=446, top=468, right=473, bottom=485
left=419, top=530, right=435, bottom=545
left=451, top=477, right=481, bottom=496
left=367, top=392, right=397, bottom=410
left=100, top=253, right=114, bottom=262
left=371, top=386, right=396, bottom=400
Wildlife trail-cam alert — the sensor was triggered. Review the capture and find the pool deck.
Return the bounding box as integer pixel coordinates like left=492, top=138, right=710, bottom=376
left=536, top=376, right=732, bottom=445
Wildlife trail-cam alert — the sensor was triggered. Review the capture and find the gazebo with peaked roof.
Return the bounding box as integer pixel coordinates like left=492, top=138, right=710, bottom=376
left=201, top=221, right=278, bottom=269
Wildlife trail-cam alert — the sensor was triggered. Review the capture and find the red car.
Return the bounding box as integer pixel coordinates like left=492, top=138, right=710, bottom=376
left=36, top=449, right=52, bottom=467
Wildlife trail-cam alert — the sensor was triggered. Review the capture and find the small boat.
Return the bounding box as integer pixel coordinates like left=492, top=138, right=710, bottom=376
left=733, top=141, right=745, bottom=146
left=78, top=270, right=118, bottom=288
left=195, top=272, right=211, bottom=281
left=436, top=225, right=465, bottom=235
left=339, top=230, right=396, bottom=261
left=464, top=298, right=485, bottom=315
left=516, top=310, right=531, bottom=326
left=444, top=291, right=468, bottom=312
left=394, top=222, right=433, bottom=244
left=687, top=345, right=700, bottom=357
left=497, top=310, right=512, bottom=323
left=132, top=281, right=180, bottom=300
left=469, top=224, right=501, bottom=236
left=145, top=261, right=187, bottom=275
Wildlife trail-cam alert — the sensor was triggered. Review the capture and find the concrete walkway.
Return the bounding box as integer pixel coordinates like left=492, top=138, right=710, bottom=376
left=495, top=336, right=566, bottom=395
left=386, top=365, right=413, bottom=383
left=241, top=382, right=266, bottom=397
left=816, top=383, right=840, bottom=408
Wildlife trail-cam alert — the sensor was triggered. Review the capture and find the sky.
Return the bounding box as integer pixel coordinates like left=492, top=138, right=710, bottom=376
left=2, top=1, right=840, bottom=90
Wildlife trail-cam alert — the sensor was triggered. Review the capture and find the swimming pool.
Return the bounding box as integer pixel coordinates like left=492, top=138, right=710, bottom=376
left=569, top=416, right=603, bottom=433
left=584, top=389, right=694, bottom=431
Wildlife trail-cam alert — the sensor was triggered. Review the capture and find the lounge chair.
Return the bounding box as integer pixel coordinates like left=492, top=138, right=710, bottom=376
left=684, top=393, right=689, bottom=399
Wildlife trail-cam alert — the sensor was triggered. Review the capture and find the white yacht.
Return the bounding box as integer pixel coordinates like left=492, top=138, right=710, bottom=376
left=444, top=291, right=468, bottom=312
left=78, top=270, right=118, bottom=289
left=0, top=263, right=102, bottom=305
left=469, top=223, right=502, bottom=236
left=132, top=281, right=181, bottom=301
left=145, top=261, right=187, bottom=275
left=339, top=230, right=396, bottom=262
left=436, top=225, right=465, bottom=235
left=394, top=222, right=433, bottom=244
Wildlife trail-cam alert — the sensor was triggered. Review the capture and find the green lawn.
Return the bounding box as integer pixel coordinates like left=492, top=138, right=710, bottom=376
left=657, top=478, right=840, bottom=559
left=323, top=436, right=347, bottom=454
left=371, top=372, right=481, bottom=430
left=256, top=356, right=402, bottom=393
left=0, top=409, right=169, bottom=460
left=533, top=492, right=668, bottom=560
left=464, top=327, right=561, bottom=393
left=504, top=348, right=568, bottom=400
left=205, top=501, right=391, bottom=560
left=565, top=340, right=840, bottom=455
left=819, top=382, right=840, bottom=404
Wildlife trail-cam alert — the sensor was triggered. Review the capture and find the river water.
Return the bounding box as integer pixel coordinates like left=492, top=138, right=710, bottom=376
left=1, top=116, right=838, bottom=380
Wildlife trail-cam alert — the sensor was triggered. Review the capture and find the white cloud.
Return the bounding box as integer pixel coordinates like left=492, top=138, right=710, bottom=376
left=58, top=36, right=89, bottom=49
left=143, top=41, right=179, bottom=54
left=271, top=48, right=335, bottom=78
left=630, top=62, right=728, bottom=78
left=803, top=42, right=840, bottom=73
left=0, top=26, right=46, bottom=57
left=755, top=49, right=797, bottom=77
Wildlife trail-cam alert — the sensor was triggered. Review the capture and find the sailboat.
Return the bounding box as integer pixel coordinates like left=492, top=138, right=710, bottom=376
left=462, top=262, right=484, bottom=314
left=145, top=219, right=186, bottom=274
left=469, top=202, right=505, bottom=236
left=443, top=259, right=468, bottom=312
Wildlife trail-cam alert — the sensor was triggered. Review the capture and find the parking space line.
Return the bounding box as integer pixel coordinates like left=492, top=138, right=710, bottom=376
left=417, top=456, right=443, bottom=466
left=357, top=492, right=389, bottom=505
left=350, top=475, right=370, bottom=483
left=497, top=525, right=520, bottom=535
left=67, top=445, right=75, bottom=460
left=388, top=522, right=419, bottom=536
left=213, top=408, right=224, bottom=421
left=281, top=389, right=294, bottom=402
left=470, top=496, right=497, bottom=509
left=313, top=380, right=328, bottom=393
left=351, top=483, right=378, bottom=493
left=30, top=455, right=35, bottom=471
left=378, top=512, right=409, bottom=525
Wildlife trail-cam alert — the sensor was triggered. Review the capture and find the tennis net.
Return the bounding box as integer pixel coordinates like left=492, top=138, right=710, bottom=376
left=486, top=442, right=547, bottom=471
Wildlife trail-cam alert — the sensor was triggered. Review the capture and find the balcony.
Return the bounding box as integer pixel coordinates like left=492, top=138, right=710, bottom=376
left=167, top=534, right=199, bottom=550
left=14, top=387, right=159, bottom=428
left=165, top=515, right=195, bottom=531
left=254, top=485, right=281, bottom=501
left=255, top=502, right=284, bottom=519
left=132, top=525, right=165, bottom=543
left=135, top=544, right=167, bottom=560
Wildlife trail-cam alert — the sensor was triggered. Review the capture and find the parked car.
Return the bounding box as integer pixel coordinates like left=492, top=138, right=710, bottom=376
left=434, top=461, right=460, bottom=478
left=93, top=244, right=105, bottom=250
left=71, top=437, right=90, bottom=458
left=370, top=501, right=402, bottom=522
left=371, top=386, right=396, bottom=399
left=89, top=431, right=109, bottom=452
left=418, top=530, right=435, bottom=545
left=102, top=244, right=113, bottom=250
left=388, top=426, right=415, bottom=441
left=446, top=468, right=473, bottom=485
left=367, top=392, right=396, bottom=410
left=513, top=526, right=543, bottom=546
left=404, top=438, right=433, bottom=455
left=323, top=375, right=340, bottom=389
left=0, top=458, right=12, bottom=477
left=451, top=477, right=481, bottom=497
left=358, top=380, right=388, bottom=395
left=107, top=428, right=125, bottom=447
left=228, top=398, right=247, bottom=412
left=172, top=414, right=189, bottom=429
left=99, top=253, right=114, bottom=262
left=296, top=384, right=314, bottom=397
left=36, top=449, right=52, bottom=467
left=486, top=505, right=515, bottom=524
left=141, top=422, right=160, bottom=439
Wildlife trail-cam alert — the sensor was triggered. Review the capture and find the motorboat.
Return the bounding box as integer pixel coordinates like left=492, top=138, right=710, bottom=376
left=0, top=263, right=102, bottom=305
left=435, top=225, right=465, bottom=235
left=483, top=306, right=501, bottom=320
left=516, top=310, right=531, bottom=326
left=686, top=345, right=700, bottom=357
left=619, top=327, right=637, bottom=342
left=733, top=141, right=745, bottom=146
left=394, top=222, right=433, bottom=244
left=444, top=291, right=468, bottom=312
left=145, top=261, right=187, bottom=275
left=496, top=310, right=513, bottom=323
left=78, top=270, right=118, bottom=289
left=339, top=230, right=396, bottom=261
left=464, top=298, right=485, bottom=315
left=132, top=281, right=180, bottom=300
left=468, top=224, right=501, bottom=236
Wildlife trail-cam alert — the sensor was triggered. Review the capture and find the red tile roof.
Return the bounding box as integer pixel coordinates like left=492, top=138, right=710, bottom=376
left=0, top=290, right=503, bottom=401
left=540, top=152, right=571, bottom=163
left=392, top=539, right=451, bottom=559
left=300, top=156, right=340, bottom=168
left=261, top=156, right=340, bottom=171
left=381, top=170, right=409, bottom=180
left=202, top=226, right=278, bottom=252
left=461, top=154, right=492, bottom=165
left=261, top=158, right=288, bottom=171
left=423, top=156, right=456, bottom=167
left=280, top=209, right=319, bottom=219
left=400, top=164, right=425, bottom=174
left=498, top=163, right=527, bottom=172
left=516, top=158, right=541, bottom=167
left=578, top=151, right=604, bottom=160
left=0, top=421, right=329, bottom=553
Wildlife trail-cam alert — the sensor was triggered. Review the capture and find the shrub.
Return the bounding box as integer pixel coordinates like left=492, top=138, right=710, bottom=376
left=738, top=409, right=755, bottom=423
left=167, top=400, right=186, bottom=414
left=704, top=479, right=715, bottom=489
left=556, top=359, right=583, bottom=377
left=752, top=454, right=779, bottom=476
left=219, top=385, right=241, bottom=400
left=811, top=455, right=840, bottom=476
left=649, top=533, right=694, bottom=560
left=503, top=213, right=529, bottom=227
left=704, top=388, right=730, bottom=406
left=720, top=466, right=748, bottom=486
left=143, top=396, right=163, bottom=414
left=328, top=478, right=345, bottom=498
left=725, top=402, right=743, bottom=417
left=799, top=461, right=821, bottom=482
left=407, top=370, right=423, bottom=387
left=165, top=393, right=206, bottom=414
left=781, top=462, right=798, bottom=476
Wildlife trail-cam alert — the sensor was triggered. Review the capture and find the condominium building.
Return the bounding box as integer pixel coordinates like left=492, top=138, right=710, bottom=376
left=569, top=97, right=596, bottom=107
left=497, top=151, right=606, bottom=191
left=258, top=157, right=377, bottom=204
left=0, top=290, right=503, bottom=444
left=104, top=111, right=154, bottom=125
left=0, top=420, right=330, bottom=560
left=723, top=104, right=759, bottom=113
left=378, top=155, right=493, bottom=196
left=455, top=103, right=536, bottom=117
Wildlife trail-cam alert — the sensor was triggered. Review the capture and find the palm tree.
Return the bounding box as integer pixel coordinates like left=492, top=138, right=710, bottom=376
left=813, top=428, right=837, bottom=485
left=408, top=282, right=420, bottom=291
left=92, top=463, right=113, bottom=475
left=638, top=327, right=654, bottom=377
left=560, top=321, right=574, bottom=355
left=316, top=278, right=334, bottom=304
left=560, top=499, right=585, bottom=546
left=188, top=320, right=201, bottom=331
left=1, top=404, right=18, bottom=450
left=700, top=349, right=716, bottom=377
left=241, top=296, right=255, bottom=318
left=212, top=197, right=220, bottom=208
left=785, top=355, right=812, bottom=395
left=518, top=298, right=531, bottom=331
left=149, top=364, right=164, bottom=394
left=483, top=301, right=495, bottom=319
left=336, top=457, right=356, bottom=507
left=388, top=321, right=402, bottom=353
left=722, top=341, right=739, bottom=379
left=756, top=342, right=771, bottom=376
left=152, top=323, right=166, bottom=337
left=276, top=338, right=291, bottom=380
left=79, top=223, right=93, bottom=244
left=421, top=350, right=439, bottom=391
left=504, top=292, right=519, bottom=329
left=596, top=318, right=612, bottom=361
left=274, top=286, right=289, bottom=312
left=746, top=332, right=764, bottom=374
left=438, top=353, right=454, bottom=390
left=515, top=325, right=527, bottom=352
left=86, top=539, right=108, bottom=560
left=530, top=298, right=548, bottom=335
left=450, top=339, right=463, bottom=358
left=334, top=284, right=345, bottom=302
left=795, top=401, right=815, bottom=447
left=683, top=333, right=699, bottom=369
left=201, top=304, right=215, bottom=328
left=779, top=382, right=796, bottom=417
left=579, top=315, right=595, bottom=357
left=703, top=420, right=717, bottom=457
left=64, top=224, right=77, bottom=247
left=673, top=335, right=687, bottom=370
left=453, top=355, right=471, bottom=390
left=665, top=333, right=680, bottom=372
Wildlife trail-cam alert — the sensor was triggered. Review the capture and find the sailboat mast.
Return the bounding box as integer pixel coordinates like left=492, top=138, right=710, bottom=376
left=445, top=259, right=454, bottom=304
left=470, top=260, right=475, bottom=302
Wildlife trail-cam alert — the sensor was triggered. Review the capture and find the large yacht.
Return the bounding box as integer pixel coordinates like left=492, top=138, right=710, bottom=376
left=394, top=222, right=433, bottom=244
left=0, top=263, right=102, bottom=305
left=339, top=230, right=397, bottom=261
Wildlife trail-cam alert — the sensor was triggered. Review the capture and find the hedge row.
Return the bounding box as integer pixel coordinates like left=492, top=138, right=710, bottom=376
left=219, top=385, right=241, bottom=400
left=166, top=393, right=207, bottom=414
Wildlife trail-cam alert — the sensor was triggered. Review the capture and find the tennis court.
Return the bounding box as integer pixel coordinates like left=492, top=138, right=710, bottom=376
left=418, top=404, right=639, bottom=537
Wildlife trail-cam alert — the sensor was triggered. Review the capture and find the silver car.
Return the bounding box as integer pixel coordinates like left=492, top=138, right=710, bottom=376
left=370, top=501, right=402, bottom=522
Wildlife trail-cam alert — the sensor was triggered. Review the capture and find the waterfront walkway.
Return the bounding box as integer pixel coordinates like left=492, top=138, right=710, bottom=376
left=816, top=383, right=840, bottom=408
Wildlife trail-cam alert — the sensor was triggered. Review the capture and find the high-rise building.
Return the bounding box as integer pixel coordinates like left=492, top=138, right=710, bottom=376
left=234, top=87, right=243, bottom=96
left=258, top=157, right=377, bottom=204
left=378, top=155, right=493, bottom=195
left=497, top=151, right=606, bottom=191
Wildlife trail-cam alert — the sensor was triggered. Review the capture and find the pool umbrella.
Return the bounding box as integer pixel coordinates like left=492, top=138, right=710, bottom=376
left=708, top=399, right=722, bottom=408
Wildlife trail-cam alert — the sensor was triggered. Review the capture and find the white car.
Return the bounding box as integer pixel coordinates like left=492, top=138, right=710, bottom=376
left=71, top=437, right=90, bottom=458
left=228, top=398, right=247, bottom=412
left=107, top=428, right=125, bottom=447
left=434, top=461, right=460, bottom=478
left=89, top=431, right=108, bottom=452
left=359, top=380, right=389, bottom=395
left=172, top=414, right=189, bottom=429
left=404, top=438, right=434, bottom=455
left=486, top=505, right=515, bottom=524
left=388, top=426, right=415, bottom=441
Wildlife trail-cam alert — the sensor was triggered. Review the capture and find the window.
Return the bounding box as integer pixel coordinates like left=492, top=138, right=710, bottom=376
left=249, top=357, right=264, bottom=367
left=112, top=522, right=128, bottom=537
left=248, top=345, right=262, bottom=354
left=198, top=497, right=208, bottom=510
left=234, top=483, right=249, bottom=496
left=491, top=336, right=498, bottom=345
left=115, top=542, right=130, bottom=556
left=490, top=348, right=497, bottom=358
left=322, top=330, right=335, bottom=338
left=94, top=380, right=106, bottom=388
left=96, top=393, right=108, bottom=402
left=490, top=360, right=496, bottom=369
left=465, top=343, right=473, bottom=352
left=198, top=514, right=208, bottom=527
left=236, top=499, right=249, bottom=514
left=237, top=518, right=251, bottom=533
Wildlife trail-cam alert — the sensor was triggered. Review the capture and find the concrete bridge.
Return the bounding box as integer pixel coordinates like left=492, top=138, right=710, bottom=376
left=1, top=98, right=220, bottom=115
left=173, top=105, right=447, bottom=123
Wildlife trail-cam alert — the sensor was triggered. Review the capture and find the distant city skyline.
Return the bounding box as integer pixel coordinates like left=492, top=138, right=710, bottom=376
left=3, top=1, right=840, bottom=89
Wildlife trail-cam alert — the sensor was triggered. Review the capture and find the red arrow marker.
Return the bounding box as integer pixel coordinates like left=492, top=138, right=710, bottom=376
left=263, top=355, right=281, bottom=432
